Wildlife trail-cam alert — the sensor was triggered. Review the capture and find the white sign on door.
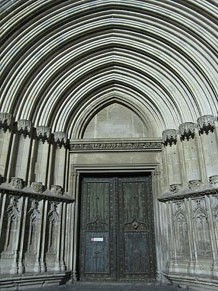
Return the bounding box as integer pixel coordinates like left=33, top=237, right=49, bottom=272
left=91, top=237, right=104, bottom=242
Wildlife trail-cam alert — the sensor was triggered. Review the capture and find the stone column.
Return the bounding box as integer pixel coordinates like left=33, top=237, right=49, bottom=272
left=18, top=196, right=28, bottom=274
left=158, top=202, right=170, bottom=280
left=56, top=202, right=63, bottom=271
left=60, top=201, right=67, bottom=271
left=167, top=201, right=176, bottom=272
left=161, top=145, right=169, bottom=193
left=179, top=122, right=202, bottom=188
left=40, top=199, right=48, bottom=272
left=0, top=193, right=7, bottom=243
left=186, top=198, right=196, bottom=275
left=0, top=113, right=13, bottom=180
left=14, top=120, right=32, bottom=182
left=65, top=202, right=74, bottom=272
left=162, top=129, right=182, bottom=193
left=45, top=200, right=62, bottom=272
left=23, top=184, right=44, bottom=273
left=53, top=132, right=68, bottom=188
left=197, top=115, right=218, bottom=182
left=65, top=147, right=70, bottom=192
left=27, top=137, right=37, bottom=187
left=35, top=126, right=51, bottom=186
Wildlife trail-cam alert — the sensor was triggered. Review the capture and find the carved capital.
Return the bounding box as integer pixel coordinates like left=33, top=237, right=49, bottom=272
left=53, top=131, right=68, bottom=148
left=179, top=122, right=196, bottom=140
left=170, top=183, right=182, bottom=193
left=0, top=113, right=13, bottom=132
left=188, top=179, right=202, bottom=190
left=36, top=126, right=51, bottom=143
left=162, top=129, right=177, bottom=146
left=31, top=182, right=44, bottom=193
left=17, top=119, right=32, bottom=137
left=209, top=175, right=218, bottom=186
left=197, top=115, right=216, bottom=135
left=50, top=185, right=63, bottom=196
left=10, top=177, right=24, bottom=189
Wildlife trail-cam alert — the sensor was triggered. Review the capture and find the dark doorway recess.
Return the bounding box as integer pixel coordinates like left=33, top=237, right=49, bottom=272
left=78, top=173, right=156, bottom=282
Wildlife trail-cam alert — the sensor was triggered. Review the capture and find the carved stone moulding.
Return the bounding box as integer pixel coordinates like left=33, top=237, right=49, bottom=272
left=10, top=177, right=24, bottom=189
left=53, top=131, right=68, bottom=148
left=70, top=141, right=162, bottom=152
left=0, top=112, right=13, bottom=132
left=197, top=115, right=216, bottom=135
left=188, top=179, right=202, bottom=190
left=170, top=183, right=182, bottom=194
left=50, top=185, right=63, bottom=196
left=17, top=119, right=32, bottom=137
left=31, top=182, right=44, bottom=193
left=36, top=126, right=51, bottom=143
left=162, top=129, right=177, bottom=146
left=179, top=122, right=196, bottom=140
left=209, top=175, right=218, bottom=186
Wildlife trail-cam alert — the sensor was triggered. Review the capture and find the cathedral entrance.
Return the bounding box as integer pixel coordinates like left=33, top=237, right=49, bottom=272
left=78, top=174, right=156, bottom=281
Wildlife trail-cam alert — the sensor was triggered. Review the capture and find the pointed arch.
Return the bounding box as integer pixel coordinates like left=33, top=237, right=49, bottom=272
left=70, top=95, right=156, bottom=140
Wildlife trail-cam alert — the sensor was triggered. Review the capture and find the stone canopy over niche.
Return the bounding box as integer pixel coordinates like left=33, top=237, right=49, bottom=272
left=83, top=103, right=146, bottom=138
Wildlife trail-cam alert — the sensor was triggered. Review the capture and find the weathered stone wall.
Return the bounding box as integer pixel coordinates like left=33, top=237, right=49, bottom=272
left=0, top=113, right=74, bottom=281
left=0, top=189, right=74, bottom=275
left=158, top=115, right=218, bottom=290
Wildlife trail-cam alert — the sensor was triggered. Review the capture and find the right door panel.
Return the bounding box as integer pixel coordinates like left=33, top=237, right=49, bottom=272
left=117, top=176, right=156, bottom=280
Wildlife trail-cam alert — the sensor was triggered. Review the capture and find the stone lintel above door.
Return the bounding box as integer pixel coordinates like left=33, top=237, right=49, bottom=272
left=69, top=139, right=162, bottom=152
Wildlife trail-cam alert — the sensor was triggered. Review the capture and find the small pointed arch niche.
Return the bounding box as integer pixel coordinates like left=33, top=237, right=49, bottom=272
left=82, top=102, right=147, bottom=139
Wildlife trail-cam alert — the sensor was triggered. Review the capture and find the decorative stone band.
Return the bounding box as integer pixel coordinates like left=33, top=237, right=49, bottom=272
left=162, top=129, right=177, bottom=146
left=197, top=115, right=216, bottom=135
left=69, top=141, right=162, bottom=152
left=17, top=119, right=32, bottom=137
left=0, top=113, right=13, bottom=132
left=159, top=188, right=218, bottom=202
left=179, top=122, right=196, bottom=140
left=36, top=126, right=51, bottom=143
left=53, top=131, right=68, bottom=148
left=0, top=185, right=74, bottom=205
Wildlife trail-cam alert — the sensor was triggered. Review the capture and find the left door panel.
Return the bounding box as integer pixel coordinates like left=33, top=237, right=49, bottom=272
left=79, top=177, right=116, bottom=280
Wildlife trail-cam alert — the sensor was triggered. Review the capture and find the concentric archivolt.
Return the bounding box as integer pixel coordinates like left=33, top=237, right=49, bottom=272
left=1, top=0, right=217, bottom=138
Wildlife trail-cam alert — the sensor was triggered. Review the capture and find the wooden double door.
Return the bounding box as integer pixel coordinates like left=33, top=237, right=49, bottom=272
left=78, top=174, right=156, bottom=281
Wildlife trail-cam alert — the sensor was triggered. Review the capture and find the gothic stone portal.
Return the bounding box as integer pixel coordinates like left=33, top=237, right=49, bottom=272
left=78, top=174, right=156, bottom=281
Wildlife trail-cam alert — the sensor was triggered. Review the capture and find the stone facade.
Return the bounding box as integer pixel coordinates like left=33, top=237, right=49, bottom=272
left=1, top=0, right=217, bottom=289
left=0, top=114, right=218, bottom=289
